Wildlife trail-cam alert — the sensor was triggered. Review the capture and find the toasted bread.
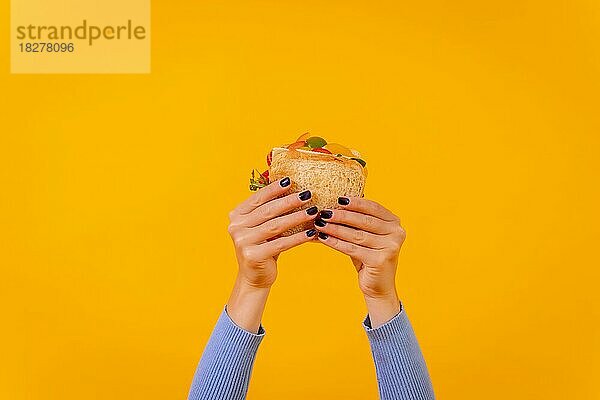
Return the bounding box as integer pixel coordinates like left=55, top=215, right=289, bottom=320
left=269, top=148, right=366, bottom=235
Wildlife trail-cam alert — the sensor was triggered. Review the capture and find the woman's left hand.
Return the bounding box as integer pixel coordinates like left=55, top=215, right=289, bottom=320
left=314, top=197, right=406, bottom=327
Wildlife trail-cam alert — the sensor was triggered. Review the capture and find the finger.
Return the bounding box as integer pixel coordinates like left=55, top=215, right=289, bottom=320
left=317, top=209, right=394, bottom=234
left=336, top=197, right=398, bottom=222
left=245, top=190, right=314, bottom=227
left=236, top=177, right=292, bottom=215
left=316, top=231, right=378, bottom=263
left=313, top=218, right=384, bottom=249
left=260, top=228, right=318, bottom=258
left=250, top=208, right=319, bottom=242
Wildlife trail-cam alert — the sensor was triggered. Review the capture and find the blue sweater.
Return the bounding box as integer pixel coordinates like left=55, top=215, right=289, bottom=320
left=188, top=306, right=434, bottom=399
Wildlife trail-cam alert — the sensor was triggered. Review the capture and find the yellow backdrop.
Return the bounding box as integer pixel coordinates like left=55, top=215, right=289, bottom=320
left=1, top=1, right=599, bottom=399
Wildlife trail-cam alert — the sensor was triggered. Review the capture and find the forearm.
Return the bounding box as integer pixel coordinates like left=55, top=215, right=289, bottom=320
left=187, top=278, right=269, bottom=400
left=364, top=303, right=435, bottom=400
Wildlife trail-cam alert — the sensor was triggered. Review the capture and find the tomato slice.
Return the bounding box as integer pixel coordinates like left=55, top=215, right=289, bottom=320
left=261, top=170, right=269, bottom=183
left=287, top=141, right=306, bottom=150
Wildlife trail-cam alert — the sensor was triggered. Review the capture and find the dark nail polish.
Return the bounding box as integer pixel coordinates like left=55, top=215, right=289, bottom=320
left=299, top=190, right=311, bottom=201
left=338, top=196, right=350, bottom=205
left=306, top=206, right=318, bottom=215
left=306, top=229, right=316, bottom=237
left=320, top=210, right=333, bottom=219
left=280, top=177, right=291, bottom=187
left=315, top=218, right=327, bottom=227
left=318, top=232, right=329, bottom=240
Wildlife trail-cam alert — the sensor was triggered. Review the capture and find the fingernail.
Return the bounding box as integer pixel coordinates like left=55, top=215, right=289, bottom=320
left=299, top=190, right=311, bottom=201
left=318, top=232, right=329, bottom=240
left=320, top=210, right=333, bottom=219
left=280, top=177, right=290, bottom=187
left=306, top=206, right=318, bottom=215
left=306, top=229, right=316, bottom=237
left=315, top=219, right=327, bottom=227
left=338, top=196, right=350, bottom=205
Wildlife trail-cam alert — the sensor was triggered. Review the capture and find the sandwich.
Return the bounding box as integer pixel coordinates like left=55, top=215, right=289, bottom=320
left=250, top=133, right=367, bottom=235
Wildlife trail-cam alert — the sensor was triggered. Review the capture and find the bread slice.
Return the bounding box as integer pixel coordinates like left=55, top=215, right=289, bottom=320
left=269, top=148, right=367, bottom=236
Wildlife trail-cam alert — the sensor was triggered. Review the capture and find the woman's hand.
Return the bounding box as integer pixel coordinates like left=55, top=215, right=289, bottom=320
left=226, top=177, right=318, bottom=332
left=313, top=196, right=406, bottom=328
left=228, top=176, right=318, bottom=288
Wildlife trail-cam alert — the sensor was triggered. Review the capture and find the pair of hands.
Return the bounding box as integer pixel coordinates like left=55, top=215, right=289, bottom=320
left=226, top=176, right=406, bottom=331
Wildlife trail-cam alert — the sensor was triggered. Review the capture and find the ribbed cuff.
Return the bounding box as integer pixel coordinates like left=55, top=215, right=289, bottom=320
left=187, top=307, right=265, bottom=400
left=218, top=306, right=265, bottom=351
left=362, top=301, right=404, bottom=333
left=362, top=304, right=436, bottom=400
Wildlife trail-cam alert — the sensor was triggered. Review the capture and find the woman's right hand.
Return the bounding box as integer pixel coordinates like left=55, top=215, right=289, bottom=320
left=227, top=176, right=319, bottom=290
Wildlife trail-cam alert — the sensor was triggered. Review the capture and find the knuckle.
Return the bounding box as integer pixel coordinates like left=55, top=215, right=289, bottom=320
left=368, top=203, right=379, bottom=215
left=334, top=209, right=346, bottom=222
left=346, top=242, right=359, bottom=255
left=272, top=240, right=287, bottom=254
left=250, top=198, right=263, bottom=210
left=285, top=194, right=298, bottom=208
left=392, top=225, right=406, bottom=243
left=250, top=192, right=266, bottom=209
left=258, top=204, right=273, bottom=219
left=263, top=220, right=280, bottom=236
left=231, top=231, right=245, bottom=246
left=353, top=229, right=366, bottom=244
left=329, top=237, right=340, bottom=247
left=228, top=210, right=236, bottom=221
left=227, top=223, right=236, bottom=235
left=398, top=226, right=407, bottom=240
left=385, top=220, right=405, bottom=244
left=241, top=247, right=254, bottom=261
left=321, top=220, right=333, bottom=232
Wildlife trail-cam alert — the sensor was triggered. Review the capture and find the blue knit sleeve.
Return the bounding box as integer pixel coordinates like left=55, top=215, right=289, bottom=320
left=363, top=306, right=435, bottom=400
left=187, top=307, right=264, bottom=400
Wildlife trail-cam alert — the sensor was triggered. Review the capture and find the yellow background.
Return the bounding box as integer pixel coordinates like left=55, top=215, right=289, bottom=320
left=1, top=1, right=599, bottom=399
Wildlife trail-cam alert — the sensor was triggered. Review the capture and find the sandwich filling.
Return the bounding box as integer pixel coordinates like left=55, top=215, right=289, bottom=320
left=250, top=133, right=367, bottom=191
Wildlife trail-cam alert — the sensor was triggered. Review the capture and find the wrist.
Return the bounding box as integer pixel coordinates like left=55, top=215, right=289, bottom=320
left=237, top=274, right=273, bottom=292
left=363, top=291, right=401, bottom=329
left=237, top=266, right=276, bottom=290
left=226, top=276, right=271, bottom=333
